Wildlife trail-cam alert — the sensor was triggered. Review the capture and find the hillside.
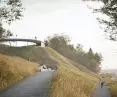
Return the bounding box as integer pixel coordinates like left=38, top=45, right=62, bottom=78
left=0, top=45, right=98, bottom=97
left=0, top=45, right=95, bottom=73
left=0, top=45, right=57, bottom=69
left=0, top=54, right=38, bottom=92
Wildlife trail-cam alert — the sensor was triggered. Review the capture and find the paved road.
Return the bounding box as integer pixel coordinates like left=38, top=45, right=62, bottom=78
left=0, top=71, right=54, bottom=97
left=92, top=82, right=111, bottom=97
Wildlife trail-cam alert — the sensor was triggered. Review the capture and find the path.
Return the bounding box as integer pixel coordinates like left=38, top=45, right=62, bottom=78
left=0, top=71, right=54, bottom=97
left=93, top=82, right=111, bottom=97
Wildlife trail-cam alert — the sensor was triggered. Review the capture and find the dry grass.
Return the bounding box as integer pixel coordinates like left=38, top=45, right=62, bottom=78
left=0, top=54, right=38, bottom=92
left=50, top=65, right=97, bottom=97
left=47, top=48, right=98, bottom=97
left=109, top=81, right=117, bottom=97
left=0, top=46, right=57, bottom=68
left=0, top=46, right=98, bottom=97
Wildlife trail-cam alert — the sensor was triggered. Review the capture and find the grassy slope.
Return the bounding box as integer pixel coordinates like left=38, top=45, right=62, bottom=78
left=46, top=48, right=98, bottom=97
left=0, top=46, right=57, bottom=69
left=104, top=76, right=117, bottom=97
left=0, top=54, right=38, bottom=92
left=0, top=46, right=97, bottom=73
left=109, top=81, right=117, bottom=97
left=0, top=45, right=98, bottom=97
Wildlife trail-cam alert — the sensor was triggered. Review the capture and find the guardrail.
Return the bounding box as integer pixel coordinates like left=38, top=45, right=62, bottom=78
left=0, top=38, right=42, bottom=46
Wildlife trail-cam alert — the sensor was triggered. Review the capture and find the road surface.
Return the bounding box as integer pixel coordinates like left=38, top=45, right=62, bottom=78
left=92, top=82, right=111, bottom=97
left=0, top=71, right=54, bottom=97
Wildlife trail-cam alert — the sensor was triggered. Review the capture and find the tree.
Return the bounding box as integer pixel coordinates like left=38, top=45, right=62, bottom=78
left=0, top=23, right=12, bottom=38
left=0, top=23, right=5, bottom=38
left=88, top=59, right=100, bottom=72
left=48, top=34, right=70, bottom=50
left=47, top=34, right=103, bottom=72
left=0, top=0, right=23, bottom=38
left=0, top=0, right=23, bottom=24
left=87, top=48, right=94, bottom=59
left=76, top=44, right=85, bottom=56
left=83, top=0, right=117, bottom=40
left=68, top=44, right=75, bottom=52
left=84, top=48, right=102, bottom=72
left=94, top=52, right=103, bottom=64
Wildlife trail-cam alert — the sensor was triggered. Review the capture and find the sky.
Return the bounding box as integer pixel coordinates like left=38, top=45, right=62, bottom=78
left=7, top=0, right=117, bottom=70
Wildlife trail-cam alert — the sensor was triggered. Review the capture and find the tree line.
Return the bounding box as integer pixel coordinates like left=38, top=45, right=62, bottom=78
left=47, top=34, right=103, bottom=73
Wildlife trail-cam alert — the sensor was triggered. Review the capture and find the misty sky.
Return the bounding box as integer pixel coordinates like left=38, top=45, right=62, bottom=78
left=8, top=0, right=117, bottom=69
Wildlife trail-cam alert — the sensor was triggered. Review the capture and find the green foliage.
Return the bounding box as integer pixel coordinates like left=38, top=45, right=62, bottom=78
left=0, top=23, right=5, bottom=38
left=48, top=34, right=103, bottom=72
left=0, top=23, right=13, bottom=38
left=48, top=34, right=70, bottom=51
left=0, top=0, right=23, bottom=24
left=0, top=0, right=23, bottom=38
left=0, top=46, right=58, bottom=69
left=83, top=0, right=117, bottom=40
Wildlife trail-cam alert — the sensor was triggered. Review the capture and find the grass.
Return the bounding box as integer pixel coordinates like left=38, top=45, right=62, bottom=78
left=0, top=45, right=98, bottom=97
left=109, top=81, right=117, bottom=97
left=47, top=48, right=98, bottom=97
left=0, top=54, right=38, bottom=92
left=0, top=46, right=57, bottom=69
left=50, top=65, right=97, bottom=97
